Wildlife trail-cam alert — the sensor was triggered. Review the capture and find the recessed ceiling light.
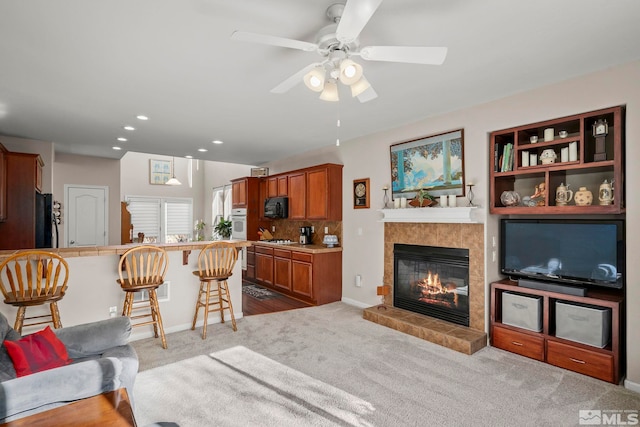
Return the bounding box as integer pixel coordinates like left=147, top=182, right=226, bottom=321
left=112, top=146, right=122, bottom=150
left=123, top=126, right=135, bottom=131
left=198, top=148, right=208, bottom=152
left=117, top=137, right=128, bottom=142
left=185, top=155, right=193, bottom=159
left=136, top=115, right=149, bottom=121
left=211, top=140, right=224, bottom=145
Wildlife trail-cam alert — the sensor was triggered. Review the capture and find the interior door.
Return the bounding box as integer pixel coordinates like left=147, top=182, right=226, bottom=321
left=66, top=185, right=108, bottom=247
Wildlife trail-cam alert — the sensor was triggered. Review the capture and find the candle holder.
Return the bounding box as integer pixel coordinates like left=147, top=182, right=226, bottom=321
left=383, top=188, right=390, bottom=208
left=467, top=184, right=475, bottom=207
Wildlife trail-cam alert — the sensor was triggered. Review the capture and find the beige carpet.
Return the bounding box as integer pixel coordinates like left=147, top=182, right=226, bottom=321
left=132, top=302, right=640, bottom=426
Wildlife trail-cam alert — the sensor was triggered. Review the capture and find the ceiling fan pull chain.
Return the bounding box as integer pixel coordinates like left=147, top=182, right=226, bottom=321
left=336, top=104, right=341, bottom=147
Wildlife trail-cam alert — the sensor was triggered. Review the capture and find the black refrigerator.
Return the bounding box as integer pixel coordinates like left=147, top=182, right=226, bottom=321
left=35, top=193, right=54, bottom=248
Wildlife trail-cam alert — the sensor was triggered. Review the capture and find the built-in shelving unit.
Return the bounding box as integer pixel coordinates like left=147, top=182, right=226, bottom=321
left=490, top=106, right=624, bottom=215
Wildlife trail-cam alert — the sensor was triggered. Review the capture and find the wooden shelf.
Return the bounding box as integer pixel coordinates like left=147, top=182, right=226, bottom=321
left=489, top=106, right=624, bottom=214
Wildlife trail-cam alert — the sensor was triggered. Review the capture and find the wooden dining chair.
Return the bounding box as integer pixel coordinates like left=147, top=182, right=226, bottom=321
left=117, top=245, right=168, bottom=349
left=191, top=242, right=238, bottom=339
left=0, top=250, right=70, bottom=334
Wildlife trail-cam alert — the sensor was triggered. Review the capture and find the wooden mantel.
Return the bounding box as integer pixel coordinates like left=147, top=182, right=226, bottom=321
left=378, top=207, right=481, bottom=223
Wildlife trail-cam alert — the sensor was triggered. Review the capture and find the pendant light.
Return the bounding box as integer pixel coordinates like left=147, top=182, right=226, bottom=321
left=165, top=157, right=182, bottom=186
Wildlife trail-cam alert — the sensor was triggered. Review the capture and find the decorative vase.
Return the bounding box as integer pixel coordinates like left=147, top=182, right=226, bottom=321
left=500, top=191, right=521, bottom=207
left=574, top=187, right=593, bottom=206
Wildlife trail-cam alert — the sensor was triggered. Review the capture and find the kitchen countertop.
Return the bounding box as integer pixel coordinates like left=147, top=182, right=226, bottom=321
left=251, top=240, right=342, bottom=254
left=0, top=239, right=252, bottom=261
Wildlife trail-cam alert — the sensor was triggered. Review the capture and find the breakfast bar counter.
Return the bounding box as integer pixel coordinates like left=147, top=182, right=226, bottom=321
left=0, top=240, right=252, bottom=341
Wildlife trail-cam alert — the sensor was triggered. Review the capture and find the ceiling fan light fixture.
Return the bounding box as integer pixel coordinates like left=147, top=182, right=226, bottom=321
left=339, top=59, right=363, bottom=85
left=350, top=76, right=371, bottom=97
left=304, top=67, right=326, bottom=92
left=319, top=80, right=339, bottom=102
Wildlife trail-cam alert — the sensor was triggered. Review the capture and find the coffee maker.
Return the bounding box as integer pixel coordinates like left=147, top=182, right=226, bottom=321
left=299, top=226, right=312, bottom=245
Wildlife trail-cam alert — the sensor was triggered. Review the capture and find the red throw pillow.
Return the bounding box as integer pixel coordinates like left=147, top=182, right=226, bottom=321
left=3, top=326, right=72, bottom=377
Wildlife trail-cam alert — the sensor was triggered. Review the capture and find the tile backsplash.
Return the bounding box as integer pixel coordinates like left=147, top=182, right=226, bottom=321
left=269, top=220, right=342, bottom=245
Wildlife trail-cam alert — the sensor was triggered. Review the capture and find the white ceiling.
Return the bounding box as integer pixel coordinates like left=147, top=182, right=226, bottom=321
left=1, top=0, right=639, bottom=165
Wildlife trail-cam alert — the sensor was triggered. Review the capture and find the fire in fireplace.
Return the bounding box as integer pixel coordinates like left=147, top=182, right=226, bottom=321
left=394, top=244, right=469, bottom=326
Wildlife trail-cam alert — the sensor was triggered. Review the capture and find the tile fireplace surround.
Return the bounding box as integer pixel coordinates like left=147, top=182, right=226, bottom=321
left=363, top=221, right=487, bottom=355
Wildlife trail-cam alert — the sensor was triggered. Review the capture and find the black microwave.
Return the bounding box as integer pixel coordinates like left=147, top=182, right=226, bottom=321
left=264, top=197, right=288, bottom=219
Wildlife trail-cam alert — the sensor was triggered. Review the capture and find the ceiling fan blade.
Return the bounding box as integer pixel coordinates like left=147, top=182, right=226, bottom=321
left=336, top=0, right=384, bottom=44
left=231, top=31, right=318, bottom=52
left=271, top=63, right=324, bottom=94
left=357, top=86, right=378, bottom=103
left=359, top=46, right=448, bottom=65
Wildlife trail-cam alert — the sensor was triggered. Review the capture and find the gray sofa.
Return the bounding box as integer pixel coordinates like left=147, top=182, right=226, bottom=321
left=0, top=311, right=139, bottom=422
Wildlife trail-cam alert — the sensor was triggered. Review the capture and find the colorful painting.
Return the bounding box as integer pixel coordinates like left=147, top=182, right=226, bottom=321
left=390, top=129, right=465, bottom=199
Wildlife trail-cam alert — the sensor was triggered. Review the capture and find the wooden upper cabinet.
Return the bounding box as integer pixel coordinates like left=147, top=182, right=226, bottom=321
left=231, top=178, right=248, bottom=208
left=288, top=172, right=306, bottom=220
left=306, top=164, right=343, bottom=221
left=267, top=176, right=288, bottom=197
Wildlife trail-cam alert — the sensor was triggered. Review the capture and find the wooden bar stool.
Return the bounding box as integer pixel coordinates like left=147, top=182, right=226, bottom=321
left=191, top=242, right=238, bottom=339
left=117, top=245, right=168, bottom=349
left=0, top=250, right=70, bottom=334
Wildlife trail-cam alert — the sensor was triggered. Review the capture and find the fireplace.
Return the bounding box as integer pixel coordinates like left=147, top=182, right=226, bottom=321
left=394, top=243, right=470, bottom=327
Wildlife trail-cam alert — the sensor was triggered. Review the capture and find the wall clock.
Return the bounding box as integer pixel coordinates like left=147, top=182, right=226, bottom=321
left=353, top=178, right=370, bottom=209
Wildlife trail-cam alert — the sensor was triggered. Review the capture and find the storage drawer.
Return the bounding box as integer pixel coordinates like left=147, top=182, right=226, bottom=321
left=292, top=252, right=312, bottom=263
left=255, top=246, right=274, bottom=255
left=547, top=340, right=614, bottom=383
left=491, top=325, right=544, bottom=361
left=273, top=248, right=292, bottom=259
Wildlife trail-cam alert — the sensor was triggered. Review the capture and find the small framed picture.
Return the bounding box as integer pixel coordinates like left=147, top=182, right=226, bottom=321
left=353, top=178, right=370, bottom=209
left=149, top=159, right=171, bottom=185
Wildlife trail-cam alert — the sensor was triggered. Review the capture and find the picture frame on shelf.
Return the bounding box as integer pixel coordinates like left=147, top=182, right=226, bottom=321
left=390, top=129, right=465, bottom=200
left=149, top=159, right=171, bottom=185
left=353, top=178, right=370, bottom=209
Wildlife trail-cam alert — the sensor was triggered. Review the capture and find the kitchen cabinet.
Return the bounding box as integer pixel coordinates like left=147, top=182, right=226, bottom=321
left=291, top=252, right=313, bottom=299
left=232, top=177, right=267, bottom=241
left=0, top=151, right=45, bottom=249
left=273, top=248, right=292, bottom=292
left=248, top=243, right=342, bottom=305
left=267, top=176, right=288, bottom=198
left=231, top=178, right=248, bottom=208
left=489, top=106, right=624, bottom=214
left=490, top=280, right=623, bottom=383
left=287, top=172, right=306, bottom=220
left=306, top=164, right=342, bottom=220
left=243, top=245, right=256, bottom=281
left=255, top=246, right=274, bottom=286
left=0, top=143, right=7, bottom=222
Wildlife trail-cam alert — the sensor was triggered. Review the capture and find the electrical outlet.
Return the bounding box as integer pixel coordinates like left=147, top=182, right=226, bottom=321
left=311, top=226, right=315, bottom=233
left=271, top=225, right=276, bottom=232
left=324, top=226, right=329, bottom=233
left=109, top=306, right=118, bottom=318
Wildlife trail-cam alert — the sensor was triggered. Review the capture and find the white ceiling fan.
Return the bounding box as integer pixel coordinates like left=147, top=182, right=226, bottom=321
left=231, top=0, right=447, bottom=103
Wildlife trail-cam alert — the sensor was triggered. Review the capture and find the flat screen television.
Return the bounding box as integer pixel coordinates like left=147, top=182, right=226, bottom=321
left=500, top=219, right=625, bottom=290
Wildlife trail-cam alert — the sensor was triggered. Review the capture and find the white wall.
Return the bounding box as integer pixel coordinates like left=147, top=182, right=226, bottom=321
left=54, top=153, right=121, bottom=245
left=263, top=60, right=640, bottom=387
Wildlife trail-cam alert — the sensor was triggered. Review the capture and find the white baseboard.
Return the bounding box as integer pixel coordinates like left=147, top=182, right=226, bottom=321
left=129, top=311, right=244, bottom=342
left=341, top=297, right=374, bottom=309
left=624, top=378, right=640, bottom=393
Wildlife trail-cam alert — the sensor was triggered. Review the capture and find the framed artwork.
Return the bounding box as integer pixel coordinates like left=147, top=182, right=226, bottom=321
left=390, top=129, right=465, bottom=200
left=149, top=159, right=172, bottom=185
left=353, top=178, right=370, bottom=209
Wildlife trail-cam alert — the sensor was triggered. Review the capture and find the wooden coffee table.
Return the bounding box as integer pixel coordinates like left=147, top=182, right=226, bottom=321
left=0, top=388, right=137, bottom=426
